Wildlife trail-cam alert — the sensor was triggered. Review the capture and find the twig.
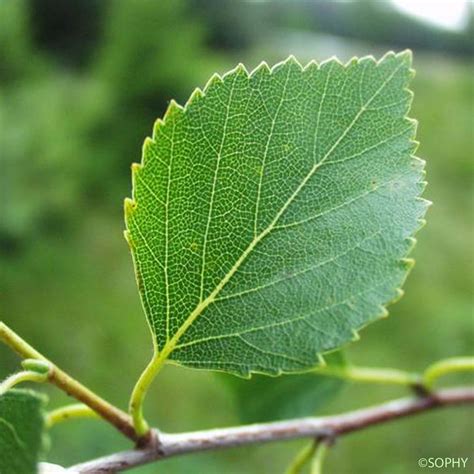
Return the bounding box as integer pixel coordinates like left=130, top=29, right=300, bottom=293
left=69, top=386, right=474, bottom=473
left=0, top=322, right=141, bottom=443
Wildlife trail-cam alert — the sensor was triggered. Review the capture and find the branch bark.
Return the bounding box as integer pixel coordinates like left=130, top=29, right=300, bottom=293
left=69, top=386, right=474, bottom=473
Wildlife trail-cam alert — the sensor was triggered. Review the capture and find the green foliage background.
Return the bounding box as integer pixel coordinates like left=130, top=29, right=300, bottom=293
left=1, top=1, right=473, bottom=472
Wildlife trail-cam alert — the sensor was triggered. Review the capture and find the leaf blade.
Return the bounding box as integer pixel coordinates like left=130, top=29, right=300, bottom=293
left=126, top=51, right=427, bottom=376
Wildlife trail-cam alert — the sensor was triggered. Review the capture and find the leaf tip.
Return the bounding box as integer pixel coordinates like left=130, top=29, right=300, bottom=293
left=379, top=50, right=413, bottom=73
left=397, top=49, right=413, bottom=65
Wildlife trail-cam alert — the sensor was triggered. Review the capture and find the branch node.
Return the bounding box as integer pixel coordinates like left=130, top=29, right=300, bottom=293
left=136, top=428, right=162, bottom=452
left=411, top=381, right=431, bottom=397
left=315, top=427, right=337, bottom=447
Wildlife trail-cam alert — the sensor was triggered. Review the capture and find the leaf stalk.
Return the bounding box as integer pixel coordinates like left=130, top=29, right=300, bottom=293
left=311, top=441, right=330, bottom=474
left=313, top=364, right=420, bottom=387
left=285, top=441, right=318, bottom=474
left=423, top=357, right=474, bottom=389
left=129, top=351, right=166, bottom=435
left=46, top=403, right=99, bottom=428
left=0, top=370, right=48, bottom=394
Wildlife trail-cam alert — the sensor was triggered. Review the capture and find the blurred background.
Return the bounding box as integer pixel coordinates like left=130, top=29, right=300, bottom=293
left=1, top=0, right=473, bottom=472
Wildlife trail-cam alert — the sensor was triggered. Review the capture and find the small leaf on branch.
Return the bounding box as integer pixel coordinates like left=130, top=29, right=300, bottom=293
left=221, top=352, right=346, bottom=422
left=0, top=389, right=48, bottom=474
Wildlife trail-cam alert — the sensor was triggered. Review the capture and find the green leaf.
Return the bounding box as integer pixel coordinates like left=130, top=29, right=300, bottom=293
left=125, top=51, right=427, bottom=376
left=0, top=389, right=47, bottom=474
left=221, top=352, right=346, bottom=423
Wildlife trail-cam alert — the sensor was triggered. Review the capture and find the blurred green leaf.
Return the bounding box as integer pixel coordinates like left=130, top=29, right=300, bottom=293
left=220, top=352, right=346, bottom=423
left=0, top=389, right=47, bottom=474
left=0, top=0, right=219, bottom=249
left=126, top=52, right=427, bottom=376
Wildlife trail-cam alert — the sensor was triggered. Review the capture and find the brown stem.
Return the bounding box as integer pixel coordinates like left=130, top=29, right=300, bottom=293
left=0, top=322, right=141, bottom=443
left=69, top=386, right=474, bottom=473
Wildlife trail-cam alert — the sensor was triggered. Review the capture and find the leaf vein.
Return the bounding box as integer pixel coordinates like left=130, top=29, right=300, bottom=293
left=254, top=64, right=292, bottom=237
left=199, top=74, right=238, bottom=302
